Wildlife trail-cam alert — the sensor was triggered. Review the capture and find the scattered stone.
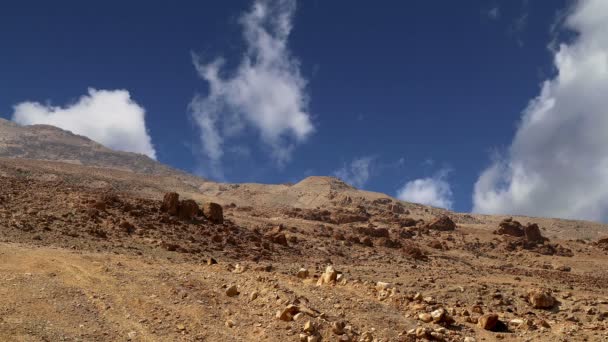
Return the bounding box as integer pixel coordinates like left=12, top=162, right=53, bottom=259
left=317, top=265, right=339, bottom=286
left=225, top=285, right=239, bottom=297
left=418, top=313, right=432, bottom=323
left=303, top=320, right=315, bottom=334
left=426, top=215, right=456, bottom=231
left=478, top=313, right=499, bottom=330
left=296, top=268, right=309, bottom=279
left=277, top=304, right=300, bottom=321
left=431, top=308, right=454, bottom=325
left=331, top=321, right=345, bottom=335
left=528, top=289, right=556, bottom=309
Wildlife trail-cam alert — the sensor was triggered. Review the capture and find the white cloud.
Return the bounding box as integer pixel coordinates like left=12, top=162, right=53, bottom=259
left=11, top=88, right=156, bottom=159
left=397, top=171, right=453, bottom=209
left=473, top=0, right=608, bottom=222
left=334, top=157, right=373, bottom=188
left=190, top=0, right=313, bottom=172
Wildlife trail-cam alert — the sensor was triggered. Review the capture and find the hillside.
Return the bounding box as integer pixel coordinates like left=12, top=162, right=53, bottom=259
left=0, top=122, right=607, bottom=341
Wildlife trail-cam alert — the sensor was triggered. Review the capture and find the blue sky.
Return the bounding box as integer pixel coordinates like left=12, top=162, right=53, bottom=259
left=5, top=0, right=608, bottom=222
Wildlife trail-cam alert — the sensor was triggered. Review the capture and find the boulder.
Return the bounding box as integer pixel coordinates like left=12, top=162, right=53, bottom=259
left=202, top=202, right=223, bottom=224
left=528, top=289, right=556, bottom=309
left=426, top=215, right=456, bottom=231
left=266, top=231, right=288, bottom=246
left=400, top=217, right=418, bottom=227
left=296, top=268, right=309, bottom=279
left=478, top=313, right=499, bottom=330
left=497, top=218, right=524, bottom=237
left=277, top=304, right=299, bottom=321
left=524, top=223, right=544, bottom=243
left=178, top=199, right=199, bottom=220
left=431, top=308, right=454, bottom=325
left=388, top=203, right=405, bottom=214
left=317, top=265, right=338, bottom=286
left=225, top=285, right=239, bottom=297
left=161, top=192, right=180, bottom=215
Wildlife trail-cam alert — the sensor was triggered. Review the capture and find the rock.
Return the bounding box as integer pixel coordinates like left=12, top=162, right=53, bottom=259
left=225, top=285, right=239, bottom=297
left=524, top=223, right=544, bottom=243
left=389, top=203, right=405, bottom=214
left=232, top=264, right=247, bottom=274
left=379, top=237, right=401, bottom=248
left=359, top=331, right=374, bottom=342
left=277, top=304, right=299, bottom=321
left=403, top=242, right=427, bottom=260
left=331, top=321, right=345, bottom=335
left=478, top=313, right=499, bottom=330
left=428, top=240, right=443, bottom=249
left=266, top=232, right=288, bottom=246
left=528, top=289, right=556, bottom=309
left=249, top=291, right=259, bottom=301
left=178, top=199, right=199, bottom=220
left=497, top=218, right=524, bottom=237
left=317, top=265, right=339, bottom=286
left=303, top=320, right=315, bottom=333
left=307, top=336, right=319, bottom=342
left=361, top=237, right=373, bottom=247
left=426, top=215, right=456, bottom=231
left=375, top=281, right=394, bottom=291
left=207, top=257, right=217, bottom=265
left=464, top=337, right=476, bottom=342
left=161, top=192, right=180, bottom=215
left=400, top=217, right=418, bottom=227
left=202, top=202, right=223, bottom=224
left=296, top=268, right=309, bottom=279
left=418, top=313, right=432, bottom=323
left=118, top=220, right=135, bottom=234
left=415, top=327, right=431, bottom=338
left=431, top=308, right=454, bottom=325
left=509, top=318, right=525, bottom=328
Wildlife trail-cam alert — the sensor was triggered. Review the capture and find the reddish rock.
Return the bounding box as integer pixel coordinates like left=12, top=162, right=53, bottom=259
left=497, top=218, right=524, bottom=237
left=203, top=202, right=224, bottom=224
left=426, top=215, right=456, bottom=231
left=266, top=232, right=288, bottom=246
left=403, top=243, right=426, bottom=260
left=161, top=192, right=180, bottom=215
left=524, top=223, right=544, bottom=243
left=178, top=199, right=199, bottom=220
left=478, top=313, right=499, bottom=330
left=528, top=289, right=556, bottom=309
left=400, top=217, right=418, bottom=227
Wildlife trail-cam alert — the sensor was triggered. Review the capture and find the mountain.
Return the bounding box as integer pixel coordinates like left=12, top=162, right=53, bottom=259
left=0, top=121, right=607, bottom=341
left=0, top=118, right=194, bottom=177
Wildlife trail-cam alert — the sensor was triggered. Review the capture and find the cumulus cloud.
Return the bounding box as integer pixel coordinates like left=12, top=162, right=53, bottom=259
left=397, top=171, right=453, bottom=209
left=473, top=0, right=608, bottom=222
left=334, top=157, right=373, bottom=188
left=12, top=88, right=156, bottom=158
left=190, top=0, right=313, bottom=172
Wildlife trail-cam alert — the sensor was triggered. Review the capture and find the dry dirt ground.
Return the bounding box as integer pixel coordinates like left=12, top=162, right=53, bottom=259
left=1, top=161, right=608, bottom=341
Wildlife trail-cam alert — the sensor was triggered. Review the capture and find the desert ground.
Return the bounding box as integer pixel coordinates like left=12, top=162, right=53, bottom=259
left=0, top=121, right=607, bottom=341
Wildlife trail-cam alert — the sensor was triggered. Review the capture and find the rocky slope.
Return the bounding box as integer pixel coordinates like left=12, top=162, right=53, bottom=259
left=0, top=121, right=607, bottom=341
